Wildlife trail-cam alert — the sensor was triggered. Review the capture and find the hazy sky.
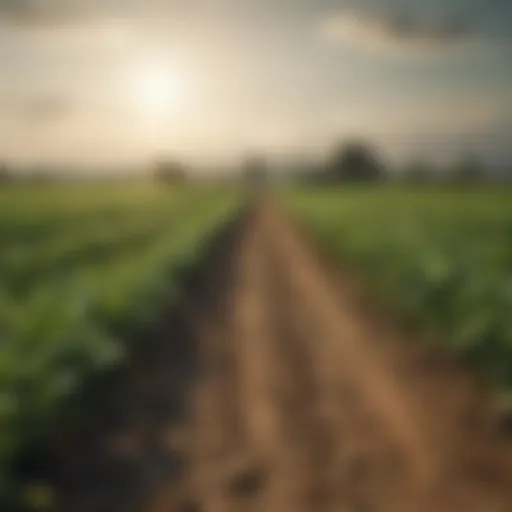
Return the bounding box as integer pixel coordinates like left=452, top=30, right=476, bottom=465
left=0, top=0, right=511, bottom=170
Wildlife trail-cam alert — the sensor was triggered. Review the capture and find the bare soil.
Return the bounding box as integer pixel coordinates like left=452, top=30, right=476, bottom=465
left=49, top=201, right=512, bottom=512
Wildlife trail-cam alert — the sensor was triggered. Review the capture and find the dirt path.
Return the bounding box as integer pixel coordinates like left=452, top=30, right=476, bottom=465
left=51, top=201, right=512, bottom=512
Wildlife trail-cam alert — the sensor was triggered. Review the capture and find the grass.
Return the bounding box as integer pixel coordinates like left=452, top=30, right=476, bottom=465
left=0, top=182, right=243, bottom=509
left=281, top=185, right=512, bottom=389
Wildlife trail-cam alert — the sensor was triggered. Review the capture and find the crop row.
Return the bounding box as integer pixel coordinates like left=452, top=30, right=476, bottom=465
left=283, top=186, right=512, bottom=390
left=0, top=186, right=242, bottom=508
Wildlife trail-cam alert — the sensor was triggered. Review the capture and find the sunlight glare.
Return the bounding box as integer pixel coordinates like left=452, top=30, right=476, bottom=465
left=133, top=60, right=185, bottom=121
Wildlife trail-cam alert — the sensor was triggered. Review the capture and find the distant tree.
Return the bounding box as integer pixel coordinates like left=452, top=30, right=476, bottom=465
left=449, top=155, right=485, bottom=183
left=328, top=140, right=386, bottom=182
left=243, top=154, right=267, bottom=185
left=0, top=162, right=11, bottom=184
left=154, top=158, right=188, bottom=185
left=404, top=158, right=436, bottom=183
left=295, top=160, right=325, bottom=184
left=31, top=169, right=55, bottom=184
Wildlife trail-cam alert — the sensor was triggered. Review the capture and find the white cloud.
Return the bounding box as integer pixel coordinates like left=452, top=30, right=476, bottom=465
left=317, top=9, right=479, bottom=55
left=20, top=17, right=140, bottom=50
left=0, top=89, right=73, bottom=122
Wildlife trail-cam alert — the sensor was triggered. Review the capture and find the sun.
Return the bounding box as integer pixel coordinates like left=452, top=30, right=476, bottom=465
left=133, top=59, right=185, bottom=120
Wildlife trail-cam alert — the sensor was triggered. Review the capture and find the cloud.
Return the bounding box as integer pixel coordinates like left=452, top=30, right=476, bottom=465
left=0, top=91, right=73, bottom=122
left=0, top=0, right=184, bottom=52
left=0, top=0, right=92, bottom=26
left=317, top=9, right=477, bottom=52
left=0, top=0, right=152, bottom=55
left=0, top=1, right=216, bottom=27
left=22, top=95, right=72, bottom=121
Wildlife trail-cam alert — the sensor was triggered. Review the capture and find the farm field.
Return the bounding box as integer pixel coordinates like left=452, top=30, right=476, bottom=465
left=3, top=0, right=511, bottom=508
left=2, top=184, right=512, bottom=512
left=0, top=183, right=243, bottom=508
left=282, top=186, right=512, bottom=390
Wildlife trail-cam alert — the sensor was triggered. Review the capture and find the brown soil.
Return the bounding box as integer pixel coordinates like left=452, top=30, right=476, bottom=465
left=49, top=200, right=512, bottom=512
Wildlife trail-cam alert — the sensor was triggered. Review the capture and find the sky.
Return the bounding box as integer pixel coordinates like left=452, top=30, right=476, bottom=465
left=0, top=0, right=511, bottom=172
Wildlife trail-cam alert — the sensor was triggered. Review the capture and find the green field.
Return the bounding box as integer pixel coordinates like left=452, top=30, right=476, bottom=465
left=0, top=183, right=242, bottom=505
left=282, top=186, right=512, bottom=388
left=3, top=182, right=512, bottom=509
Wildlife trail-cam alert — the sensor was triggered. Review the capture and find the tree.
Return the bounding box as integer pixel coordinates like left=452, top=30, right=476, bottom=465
left=154, top=158, right=188, bottom=185
left=328, top=140, right=385, bottom=182
left=243, top=154, right=267, bottom=185
left=404, top=158, right=436, bottom=183
left=0, top=162, right=11, bottom=184
left=294, top=160, right=325, bottom=184
left=449, top=155, right=485, bottom=183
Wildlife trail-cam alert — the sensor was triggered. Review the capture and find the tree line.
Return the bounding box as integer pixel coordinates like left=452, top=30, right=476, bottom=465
left=0, top=138, right=501, bottom=185
left=150, top=140, right=491, bottom=185
left=295, top=140, right=489, bottom=184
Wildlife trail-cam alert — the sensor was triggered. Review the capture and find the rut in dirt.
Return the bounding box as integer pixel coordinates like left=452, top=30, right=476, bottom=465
left=50, top=200, right=512, bottom=512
